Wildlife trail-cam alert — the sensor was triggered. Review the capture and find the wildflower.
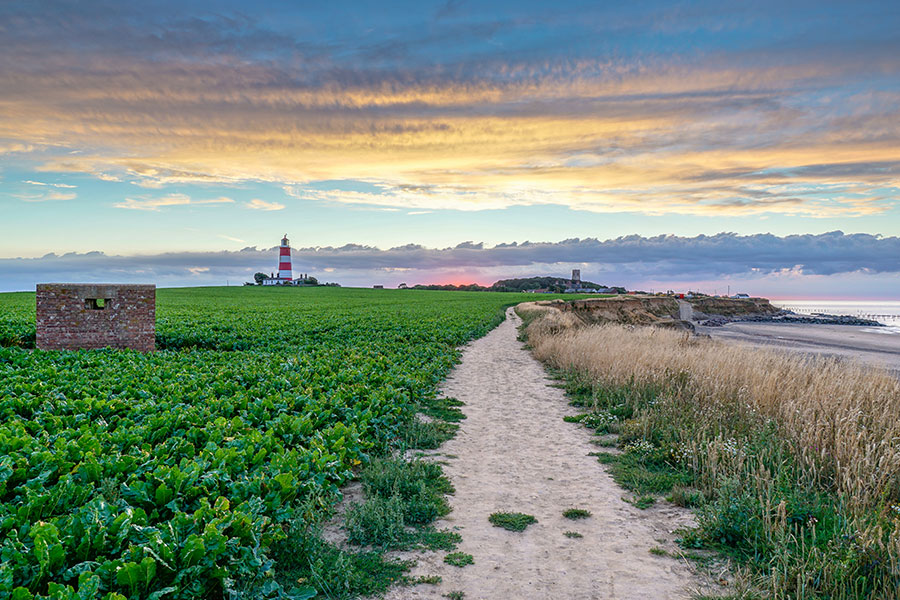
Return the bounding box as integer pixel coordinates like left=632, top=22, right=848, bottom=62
left=624, top=440, right=655, bottom=456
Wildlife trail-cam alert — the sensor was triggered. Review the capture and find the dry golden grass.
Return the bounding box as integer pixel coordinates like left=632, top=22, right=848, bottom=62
left=522, top=306, right=900, bottom=596
left=517, top=304, right=900, bottom=600
left=525, top=313, right=900, bottom=509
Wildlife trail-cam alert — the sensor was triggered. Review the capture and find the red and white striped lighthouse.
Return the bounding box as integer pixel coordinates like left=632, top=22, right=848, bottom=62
left=278, top=234, right=293, bottom=281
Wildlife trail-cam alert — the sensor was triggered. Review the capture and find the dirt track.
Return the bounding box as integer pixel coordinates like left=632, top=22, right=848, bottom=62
left=385, top=307, right=703, bottom=600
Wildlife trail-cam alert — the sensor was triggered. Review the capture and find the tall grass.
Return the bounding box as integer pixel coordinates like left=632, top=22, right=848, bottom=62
left=521, top=304, right=900, bottom=598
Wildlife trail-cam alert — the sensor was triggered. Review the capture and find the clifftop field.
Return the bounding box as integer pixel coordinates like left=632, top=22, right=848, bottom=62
left=0, top=287, right=551, bottom=599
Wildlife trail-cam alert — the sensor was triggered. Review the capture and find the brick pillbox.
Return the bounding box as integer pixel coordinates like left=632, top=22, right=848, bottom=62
left=36, top=283, right=156, bottom=352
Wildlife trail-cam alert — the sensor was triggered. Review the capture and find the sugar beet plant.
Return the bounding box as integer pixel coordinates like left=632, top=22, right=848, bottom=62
left=0, top=287, right=535, bottom=599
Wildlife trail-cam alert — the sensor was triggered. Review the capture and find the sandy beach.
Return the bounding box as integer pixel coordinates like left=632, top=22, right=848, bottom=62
left=697, top=322, right=900, bottom=373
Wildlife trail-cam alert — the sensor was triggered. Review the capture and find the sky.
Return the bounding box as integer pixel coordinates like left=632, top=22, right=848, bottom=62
left=1, top=0, right=899, bottom=297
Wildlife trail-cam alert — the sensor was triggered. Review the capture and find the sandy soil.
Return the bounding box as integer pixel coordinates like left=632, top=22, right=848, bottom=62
left=698, top=322, right=900, bottom=373
left=383, top=307, right=706, bottom=600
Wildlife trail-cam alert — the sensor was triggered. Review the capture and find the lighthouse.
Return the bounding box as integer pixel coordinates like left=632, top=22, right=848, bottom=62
left=278, top=234, right=293, bottom=281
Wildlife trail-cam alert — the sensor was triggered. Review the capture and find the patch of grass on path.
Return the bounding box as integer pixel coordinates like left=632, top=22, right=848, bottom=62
left=562, top=508, right=592, bottom=519
left=489, top=512, right=538, bottom=531
left=444, top=552, right=475, bottom=567
left=408, top=575, right=442, bottom=585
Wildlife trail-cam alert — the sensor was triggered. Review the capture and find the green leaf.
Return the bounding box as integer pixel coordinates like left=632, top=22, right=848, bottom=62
left=179, top=534, right=205, bottom=567
left=155, top=482, right=173, bottom=506
left=148, top=587, right=177, bottom=600
left=46, top=584, right=77, bottom=599
left=116, top=562, right=141, bottom=588
left=76, top=572, right=100, bottom=599
left=11, top=588, right=34, bottom=600
left=139, top=556, right=156, bottom=584
left=31, top=521, right=62, bottom=576
left=290, top=586, right=317, bottom=600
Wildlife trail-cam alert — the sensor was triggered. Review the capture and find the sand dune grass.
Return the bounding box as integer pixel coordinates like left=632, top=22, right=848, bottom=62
left=520, top=303, right=900, bottom=598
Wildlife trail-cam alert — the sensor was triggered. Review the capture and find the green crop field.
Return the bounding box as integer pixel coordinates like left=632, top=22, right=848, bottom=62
left=0, top=287, right=558, bottom=600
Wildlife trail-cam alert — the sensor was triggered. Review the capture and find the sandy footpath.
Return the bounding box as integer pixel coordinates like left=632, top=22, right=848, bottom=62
left=698, top=322, right=900, bottom=372
left=384, top=307, right=704, bottom=600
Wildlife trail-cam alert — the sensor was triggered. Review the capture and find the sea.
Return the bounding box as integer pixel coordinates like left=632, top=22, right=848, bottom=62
left=769, top=300, right=900, bottom=333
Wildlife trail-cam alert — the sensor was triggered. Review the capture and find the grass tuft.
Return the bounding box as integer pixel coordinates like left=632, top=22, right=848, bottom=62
left=443, top=552, right=474, bottom=567
left=361, top=457, right=452, bottom=524
left=421, top=396, right=467, bottom=422
left=562, top=508, right=592, bottom=520
left=488, top=512, right=538, bottom=532
left=401, top=418, right=458, bottom=450
left=668, top=485, right=705, bottom=508
left=273, top=519, right=411, bottom=598
left=631, top=495, right=656, bottom=510
left=345, top=494, right=407, bottom=548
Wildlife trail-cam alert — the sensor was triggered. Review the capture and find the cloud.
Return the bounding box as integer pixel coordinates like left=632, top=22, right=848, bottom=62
left=114, top=194, right=234, bottom=211
left=0, top=3, right=898, bottom=216
left=245, top=198, right=285, bottom=211
left=23, top=180, right=77, bottom=188
left=0, top=143, right=36, bottom=154
left=218, top=234, right=246, bottom=244
left=14, top=190, right=77, bottom=202
left=1, top=231, right=896, bottom=293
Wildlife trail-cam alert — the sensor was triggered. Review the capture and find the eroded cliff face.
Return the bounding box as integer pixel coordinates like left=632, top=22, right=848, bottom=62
left=687, top=297, right=779, bottom=317
left=531, top=295, right=778, bottom=327
left=547, top=296, right=680, bottom=325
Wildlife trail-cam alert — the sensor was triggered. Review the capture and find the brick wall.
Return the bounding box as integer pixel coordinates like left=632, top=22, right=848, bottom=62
left=36, top=283, right=156, bottom=352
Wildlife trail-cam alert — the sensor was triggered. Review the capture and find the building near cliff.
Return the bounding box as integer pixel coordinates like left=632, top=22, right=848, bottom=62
left=566, top=268, right=588, bottom=292
left=36, top=283, right=155, bottom=351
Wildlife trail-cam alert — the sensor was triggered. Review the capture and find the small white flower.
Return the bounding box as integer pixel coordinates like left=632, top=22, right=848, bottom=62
left=624, top=440, right=655, bottom=456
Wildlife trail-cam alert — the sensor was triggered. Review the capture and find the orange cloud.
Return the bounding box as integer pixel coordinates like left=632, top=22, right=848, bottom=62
left=2, top=48, right=899, bottom=217
left=114, top=194, right=234, bottom=211
left=245, top=198, right=285, bottom=211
